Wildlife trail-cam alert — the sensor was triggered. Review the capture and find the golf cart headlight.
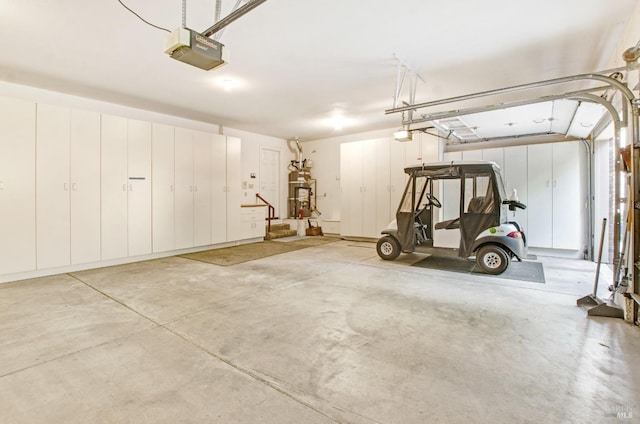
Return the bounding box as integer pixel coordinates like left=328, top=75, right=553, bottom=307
left=507, top=231, right=522, bottom=239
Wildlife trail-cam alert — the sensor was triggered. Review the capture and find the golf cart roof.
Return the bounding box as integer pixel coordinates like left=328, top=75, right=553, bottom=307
left=404, top=160, right=500, bottom=178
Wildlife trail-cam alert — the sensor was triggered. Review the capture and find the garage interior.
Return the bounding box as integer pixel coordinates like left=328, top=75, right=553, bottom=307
left=2, top=1, right=640, bottom=422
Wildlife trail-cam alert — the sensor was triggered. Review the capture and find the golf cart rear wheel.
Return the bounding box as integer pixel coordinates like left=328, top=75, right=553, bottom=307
left=476, top=245, right=510, bottom=275
left=377, top=236, right=401, bottom=261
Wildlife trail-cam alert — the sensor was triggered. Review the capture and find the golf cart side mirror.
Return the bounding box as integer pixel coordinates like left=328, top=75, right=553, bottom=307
left=503, top=200, right=527, bottom=211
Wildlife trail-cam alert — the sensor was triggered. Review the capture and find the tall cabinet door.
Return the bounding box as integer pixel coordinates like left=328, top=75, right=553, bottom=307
left=174, top=127, right=194, bottom=249
left=552, top=141, right=580, bottom=249
left=152, top=124, right=175, bottom=253
left=127, top=119, right=152, bottom=256
left=0, top=97, right=36, bottom=274
left=70, top=109, right=101, bottom=265
left=503, top=145, right=528, bottom=232
left=36, top=103, right=71, bottom=269
left=193, top=131, right=212, bottom=247
left=361, top=140, right=377, bottom=238
left=376, top=139, right=391, bottom=234
left=340, top=142, right=363, bottom=237
left=211, top=134, right=227, bottom=244
left=226, top=136, right=242, bottom=241
left=389, top=140, right=406, bottom=219
left=101, top=114, right=129, bottom=260
left=527, top=143, right=553, bottom=248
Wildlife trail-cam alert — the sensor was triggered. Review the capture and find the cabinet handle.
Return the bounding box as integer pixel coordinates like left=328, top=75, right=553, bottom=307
left=0, top=181, right=3, bottom=190
left=170, top=185, right=174, bottom=192
left=553, top=180, right=557, bottom=189
left=546, top=180, right=550, bottom=188
left=123, top=184, right=127, bottom=191
left=189, top=186, right=193, bottom=192
left=194, top=185, right=198, bottom=192
left=72, top=183, right=77, bottom=191
left=64, top=182, right=68, bottom=191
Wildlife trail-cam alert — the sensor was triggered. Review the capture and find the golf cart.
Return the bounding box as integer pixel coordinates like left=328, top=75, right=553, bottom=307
left=376, top=161, right=527, bottom=274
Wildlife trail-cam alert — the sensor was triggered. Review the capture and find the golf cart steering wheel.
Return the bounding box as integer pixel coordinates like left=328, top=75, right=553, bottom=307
left=426, top=194, right=442, bottom=208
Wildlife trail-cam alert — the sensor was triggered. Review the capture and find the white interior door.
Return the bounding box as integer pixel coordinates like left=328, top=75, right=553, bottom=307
left=260, top=148, right=280, bottom=218
left=36, top=103, right=71, bottom=269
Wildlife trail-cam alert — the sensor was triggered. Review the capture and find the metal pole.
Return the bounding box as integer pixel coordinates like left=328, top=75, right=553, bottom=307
left=202, top=0, right=268, bottom=37
left=386, top=73, right=635, bottom=115
left=593, top=218, right=607, bottom=297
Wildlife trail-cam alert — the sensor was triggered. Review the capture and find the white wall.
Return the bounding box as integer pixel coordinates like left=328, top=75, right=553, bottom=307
left=222, top=127, right=288, bottom=218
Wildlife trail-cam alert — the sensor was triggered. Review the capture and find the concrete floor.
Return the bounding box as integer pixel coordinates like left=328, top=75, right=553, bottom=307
left=1, top=240, right=639, bottom=423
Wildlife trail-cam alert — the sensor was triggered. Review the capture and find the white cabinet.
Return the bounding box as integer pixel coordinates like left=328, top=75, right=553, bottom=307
left=389, top=140, right=406, bottom=217
left=482, top=147, right=504, bottom=170
left=209, top=134, right=242, bottom=244
left=503, top=145, right=528, bottom=232
left=38, top=106, right=103, bottom=267
left=375, top=139, right=392, bottom=232
left=0, top=97, right=36, bottom=275
left=445, top=142, right=583, bottom=251
left=526, top=142, right=582, bottom=249
left=340, top=141, right=365, bottom=237
left=527, top=144, right=553, bottom=248
left=193, top=131, right=212, bottom=247
left=174, top=128, right=195, bottom=250
left=226, top=136, right=243, bottom=241
left=127, top=119, right=152, bottom=256
left=152, top=123, right=175, bottom=253
left=241, top=206, right=266, bottom=239
left=0, top=96, right=247, bottom=280
left=211, top=134, right=228, bottom=244
left=340, top=139, right=389, bottom=238
left=551, top=141, right=581, bottom=249
left=36, top=104, right=71, bottom=269
left=70, top=109, right=101, bottom=265
left=101, top=114, right=129, bottom=260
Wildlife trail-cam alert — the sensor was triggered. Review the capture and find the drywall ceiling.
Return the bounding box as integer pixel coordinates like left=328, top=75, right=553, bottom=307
left=0, top=0, right=636, bottom=141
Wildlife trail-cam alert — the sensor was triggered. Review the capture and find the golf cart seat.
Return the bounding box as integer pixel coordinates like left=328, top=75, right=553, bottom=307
left=434, top=218, right=460, bottom=230
left=433, top=196, right=486, bottom=230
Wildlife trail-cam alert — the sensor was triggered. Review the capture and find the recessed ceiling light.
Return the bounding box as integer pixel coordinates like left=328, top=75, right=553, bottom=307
left=331, top=115, right=345, bottom=130
left=222, top=79, right=235, bottom=91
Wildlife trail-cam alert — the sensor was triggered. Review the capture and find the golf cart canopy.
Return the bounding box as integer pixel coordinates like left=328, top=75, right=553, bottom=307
left=404, top=161, right=502, bottom=179
left=397, top=160, right=509, bottom=256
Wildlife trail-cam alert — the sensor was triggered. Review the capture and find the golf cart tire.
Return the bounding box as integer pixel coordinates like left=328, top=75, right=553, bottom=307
left=377, top=236, right=401, bottom=261
left=476, top=245, right=510, bottom=275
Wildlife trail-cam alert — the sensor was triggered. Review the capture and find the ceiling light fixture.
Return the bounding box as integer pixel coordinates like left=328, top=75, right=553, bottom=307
left=332, top=115, right=346, bottom=131
left=223, top=79, right=235, bottom=91
left=393, top=129, right=413, bottom=142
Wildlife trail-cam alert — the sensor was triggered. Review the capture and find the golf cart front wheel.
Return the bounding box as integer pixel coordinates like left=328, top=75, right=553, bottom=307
left=377, top=236, right=401, bottom=261
left=476, top=245, right=510, bottom=275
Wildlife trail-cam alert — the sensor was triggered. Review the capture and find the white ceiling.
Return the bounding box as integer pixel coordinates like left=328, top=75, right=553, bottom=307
left=0, top=0, right=636, bottom=141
